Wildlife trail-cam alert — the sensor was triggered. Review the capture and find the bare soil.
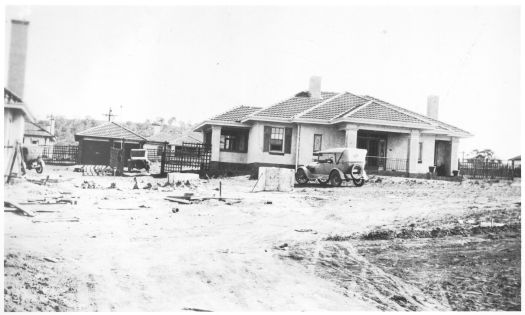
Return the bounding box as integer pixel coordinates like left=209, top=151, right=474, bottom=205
left=4, top=166, right=521, bottom=311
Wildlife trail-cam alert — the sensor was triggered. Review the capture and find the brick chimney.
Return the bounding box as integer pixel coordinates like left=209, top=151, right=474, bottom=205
left=427, top=95, right=439, bottom=119
left=308, top=76, right=322, bottom=100
left=7, top=19, right=30, bottom=98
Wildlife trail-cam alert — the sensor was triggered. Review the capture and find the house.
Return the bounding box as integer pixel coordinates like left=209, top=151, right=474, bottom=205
left=74, top=122, right=148, bottom=165
left=193, top=77, right=472, bottom=177
left=23, top=118, right=56, bottom=145
left=509, top=155, right=521, bottom=167
left=145, top=131, right=203, bottom=151
left=4, top=19, right=34, bottom=178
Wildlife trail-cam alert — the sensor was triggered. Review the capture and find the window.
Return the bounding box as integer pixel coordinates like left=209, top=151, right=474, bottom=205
left=113, top=142, right=122, bottom=149
left=220, top=129, right=248, bottom=153
left=313, top=134, right=322, bottom=152
left=263, top=126, right=292, bottom=154
left=270, top=127, right=285, bottom=152
left=31, top=140, right=38, bottom=145
left=418, top=142, right=423, bottom=163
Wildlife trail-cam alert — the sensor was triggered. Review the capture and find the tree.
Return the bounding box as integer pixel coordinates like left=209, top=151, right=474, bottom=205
left=470, top=149, right=495, bottom=161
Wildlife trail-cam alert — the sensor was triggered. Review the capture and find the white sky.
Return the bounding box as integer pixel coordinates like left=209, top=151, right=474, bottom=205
left=4, top=5, right=521, bottom=159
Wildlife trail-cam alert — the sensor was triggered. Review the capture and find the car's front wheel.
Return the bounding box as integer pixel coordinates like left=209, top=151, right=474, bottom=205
left=295, top=169, right=309, bottom=185
left=353, top=178, right=365, bottom=187
left=329, top=171, right=342, bottom=187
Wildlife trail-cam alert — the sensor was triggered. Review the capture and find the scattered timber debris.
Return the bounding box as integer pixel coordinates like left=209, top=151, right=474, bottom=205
left=32, top=217, right=80, bottom=223
left=294, top=229, right=317, bottom=234
left=182, top=307, right=212, bottom=312
left=164, top=193, right=242, bottom=205
left=133, top=178, right=139, bottom=189
left=4, top=201, right=35, bottom=217
left=43, top=257, right=58, bottom=263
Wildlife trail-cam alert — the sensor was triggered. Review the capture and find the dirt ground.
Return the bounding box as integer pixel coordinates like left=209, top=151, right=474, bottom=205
left=4, top=166, right=521, bottom=311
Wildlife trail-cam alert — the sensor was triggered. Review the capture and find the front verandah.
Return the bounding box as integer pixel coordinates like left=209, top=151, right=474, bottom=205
left=341, top=124, right=459, bottom=176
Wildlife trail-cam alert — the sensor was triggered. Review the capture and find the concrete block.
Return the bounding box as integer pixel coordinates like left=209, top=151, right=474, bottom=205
left=253, top=167, right=294, bottom=192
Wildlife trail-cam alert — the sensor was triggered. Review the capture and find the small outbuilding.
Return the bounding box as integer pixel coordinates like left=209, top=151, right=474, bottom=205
left=74, top=122, right=148, bottom=165
left=23, top=119, right=56, bottom=145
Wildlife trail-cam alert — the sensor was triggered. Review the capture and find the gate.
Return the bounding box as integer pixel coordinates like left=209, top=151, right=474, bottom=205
left=161, top=142, right=211, bottom=174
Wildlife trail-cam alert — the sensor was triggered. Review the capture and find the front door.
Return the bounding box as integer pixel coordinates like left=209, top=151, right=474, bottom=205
left=434, top=141, right=451, bottom=176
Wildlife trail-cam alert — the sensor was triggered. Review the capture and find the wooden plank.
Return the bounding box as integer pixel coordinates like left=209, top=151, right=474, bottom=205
left=165, top=197, right=192, bottom=204
left=4, top=200, right=36, bottom=217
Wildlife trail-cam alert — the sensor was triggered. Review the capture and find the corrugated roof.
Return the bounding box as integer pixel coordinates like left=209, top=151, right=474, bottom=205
left=251, top=91, right=338, bottom=120
left=24, top=121, right=54, bottom=138
left=348, top=101, right=430, bottom=124
left=299, top=92, right=369, bottom=120
left=76, top=122, right=147, bottom=141
left=212, top=106, right=262, bottom=122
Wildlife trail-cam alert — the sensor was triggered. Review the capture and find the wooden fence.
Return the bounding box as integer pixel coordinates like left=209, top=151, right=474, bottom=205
left=41, top=145, right=79, bottom=165
left=162, top=142, right=211, bottom=174
left=458, top=159, right=521, bottom=179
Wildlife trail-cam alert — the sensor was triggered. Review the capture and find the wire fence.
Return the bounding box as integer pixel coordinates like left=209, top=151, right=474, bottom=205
left=41, top=145, right=79, bottom=165
left=458, top=159, right=521, bottom=179
left=365, top=156, right=409, bottom=174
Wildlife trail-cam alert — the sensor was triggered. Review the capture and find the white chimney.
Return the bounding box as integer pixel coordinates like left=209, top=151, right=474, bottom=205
left=7, top=19, right=30, bottom=98
left=427, top=95, right=439, bottom=119
left=48, top=116, right=55, bottom=136
left=308, top=76, right=322, bottom=99
left=152, top=122, right=162, bottom=135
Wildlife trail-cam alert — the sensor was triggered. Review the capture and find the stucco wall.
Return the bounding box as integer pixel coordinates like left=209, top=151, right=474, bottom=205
left=386, top=133, right=409, bottom=159
left=296, top=124, right=345, bottom=165
left=246, top=122, right=297, bottom=166
left=4, top=109, right=25, bottom=176
left=415, top=134, right=436, bottom=173
left=219, top=151, right=248, bottom=164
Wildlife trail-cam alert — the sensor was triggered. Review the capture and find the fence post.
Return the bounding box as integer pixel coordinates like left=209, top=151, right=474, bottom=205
left=160, top=141, right=168, bottom=176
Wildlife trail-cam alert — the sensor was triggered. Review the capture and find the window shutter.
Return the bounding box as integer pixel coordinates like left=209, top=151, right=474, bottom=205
left=263, top=126, right=271, bottom=152
left=284, top=127, right=293, bottom=154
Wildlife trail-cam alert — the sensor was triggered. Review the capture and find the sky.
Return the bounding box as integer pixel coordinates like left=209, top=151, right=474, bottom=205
left=4, top=5, right=521, bottom=159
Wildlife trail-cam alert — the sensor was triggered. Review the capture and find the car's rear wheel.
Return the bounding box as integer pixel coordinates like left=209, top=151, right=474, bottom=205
left=350, top=164, right=363, bottom=180
left=330, top=171, right=342, bottom=187
left=295, top=169, right=309, bottom=185
left=353, top=178, right=365, bottom=187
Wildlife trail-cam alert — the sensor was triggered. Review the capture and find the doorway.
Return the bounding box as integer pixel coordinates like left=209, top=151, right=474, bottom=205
left=357, top=130, right=387, bottom=170
left=434, top=140, right=451, bottom=176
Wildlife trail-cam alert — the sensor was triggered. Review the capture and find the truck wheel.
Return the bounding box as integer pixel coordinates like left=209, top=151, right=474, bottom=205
left=330, top=171, right=342, bottom=187
left=295, top=169, right=309, bottom=185
left=353, top=178, right=365, bottom=187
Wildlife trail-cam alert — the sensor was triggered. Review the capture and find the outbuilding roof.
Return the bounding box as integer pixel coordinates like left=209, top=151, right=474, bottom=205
left=148, top=131, right=203, bottom=145
left=24, top=121, right=55, bottom=138
left=75, top=122, right=147, bottom=142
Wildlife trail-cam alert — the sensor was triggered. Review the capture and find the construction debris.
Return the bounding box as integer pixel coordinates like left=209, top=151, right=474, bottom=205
left=4, top=201, right=36, bottom=217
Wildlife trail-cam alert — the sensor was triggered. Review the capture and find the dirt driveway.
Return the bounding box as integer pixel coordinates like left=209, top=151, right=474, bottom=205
left=4, top=166, right=521, bottom=311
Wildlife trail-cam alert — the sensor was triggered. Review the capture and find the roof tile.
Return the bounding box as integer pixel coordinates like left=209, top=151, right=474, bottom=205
left=300, top=92, right=368, bottom=120
left=212, top=106, right=262, bottom=122
left=348, top=101, right=429, bottom=124
left=252, top=92, right=338, bottom=120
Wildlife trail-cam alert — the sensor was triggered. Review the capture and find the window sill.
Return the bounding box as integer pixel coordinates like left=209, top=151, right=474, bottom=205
left=269, top=151, right=285, bottom=156
left=220, top=149, right=247, bottom=153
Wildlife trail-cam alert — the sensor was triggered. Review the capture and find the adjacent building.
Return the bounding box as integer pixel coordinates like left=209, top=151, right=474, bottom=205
left=194, top=77, right=472, bottom=177
left=74, top=122, right=148, bottom=165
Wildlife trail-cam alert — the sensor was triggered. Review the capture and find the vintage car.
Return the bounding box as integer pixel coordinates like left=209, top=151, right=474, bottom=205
left=21, top=145, right=45, bottom=174
left=127, top=149, right=151, bottom=172
left=295, top=147, right=368, bottom=187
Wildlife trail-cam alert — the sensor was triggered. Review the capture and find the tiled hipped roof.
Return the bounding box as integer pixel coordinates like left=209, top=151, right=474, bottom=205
left=211, top=106, right=262, bottom=122
left=348, top=101, right=428, bottom=124
left=76, top=122, right=147, bottom=141
left=252, top=92, right=338, bottom=119
left=300, top=92, right=368, bottom=120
